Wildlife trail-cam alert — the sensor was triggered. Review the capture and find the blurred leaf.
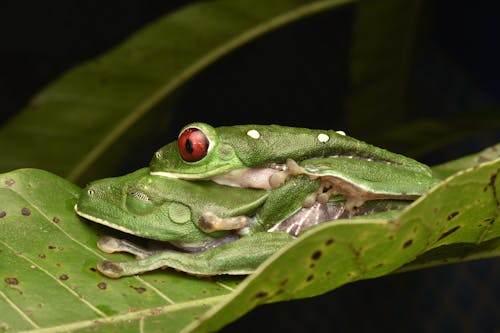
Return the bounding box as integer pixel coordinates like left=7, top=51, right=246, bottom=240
left=0, top=0, right=353, bottom=186
left=346, top=0, right=421, bottom=135
left=431, top=142, right=500, bottom=179
left=372, top=109, right=500, bottom=157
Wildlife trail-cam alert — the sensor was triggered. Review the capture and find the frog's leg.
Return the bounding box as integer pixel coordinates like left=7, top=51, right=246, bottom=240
left=197, top=213, right=251, bottom=233
left=250, top=175, right=320, bottom=233
left=97, top=231, right=293, bottom=278
left=193, top=175, right=320, bottom=234
left=286, top=157, right=432, bottom=210
left=97, top=236, right=171, bottom=259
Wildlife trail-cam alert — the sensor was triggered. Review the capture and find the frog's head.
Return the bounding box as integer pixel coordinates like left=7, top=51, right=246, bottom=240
left=75, top=168, right=219, bottom=245
left=149, top=122, right=246, bottom=179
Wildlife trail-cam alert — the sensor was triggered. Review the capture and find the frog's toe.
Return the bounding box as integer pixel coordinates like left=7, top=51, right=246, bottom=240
left=97, top=236, right=121, bottom=253
left=97, top=260, right=125, bottom=278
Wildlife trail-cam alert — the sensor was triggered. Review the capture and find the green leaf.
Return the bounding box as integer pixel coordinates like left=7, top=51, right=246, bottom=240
left=0, top=169, right=239, bottom=332
left=1, top=156, right=499, bottom=332
left=431, top=143, right=500, bottom=179
left=0, top=0, right=354, bottom=185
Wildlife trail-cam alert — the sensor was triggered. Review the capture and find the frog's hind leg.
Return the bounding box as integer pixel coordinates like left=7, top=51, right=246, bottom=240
left=97, top=231, right=294, bottom=278
left=97, top=236, right=168, bottom=259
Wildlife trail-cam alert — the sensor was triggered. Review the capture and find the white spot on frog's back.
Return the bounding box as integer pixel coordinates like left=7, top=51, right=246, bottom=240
left=335, top=130, right=346, bottom=136
left=317, top=133, right=330, bottom=143
left=246, top=129, right=261, bottom=139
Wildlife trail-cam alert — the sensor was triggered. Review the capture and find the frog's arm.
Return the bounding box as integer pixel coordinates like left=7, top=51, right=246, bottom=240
left=97, top=231, right=294, bottom=277
left=195, top=175, right=320, bottom=234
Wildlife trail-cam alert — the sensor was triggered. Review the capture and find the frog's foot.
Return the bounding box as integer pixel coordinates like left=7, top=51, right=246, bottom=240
left=97, top=236, right=158, bottom=259
left=268, top=171, right=290, bottom=188
left=345, top=197, right=367, bottom=211
left=97, top=260, right=126, bottom=279
left=198, top=212, right=251, bottom=233
left=301, top=180, right=339, bottom=208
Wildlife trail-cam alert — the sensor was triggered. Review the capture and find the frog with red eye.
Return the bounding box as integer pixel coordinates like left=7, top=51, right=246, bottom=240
left=150, top=122, right=440, bottom=209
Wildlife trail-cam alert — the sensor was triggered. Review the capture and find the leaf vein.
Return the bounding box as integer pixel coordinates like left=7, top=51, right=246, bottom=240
left=0, top=289, right=40, bottom=329
left=0, top=240, right=107, bottom=318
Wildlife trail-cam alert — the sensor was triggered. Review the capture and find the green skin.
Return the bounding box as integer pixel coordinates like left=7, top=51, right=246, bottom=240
left=76, top=124, right=441, bottom=278
left=150, top=123, right=440, bottom=207
left=75, top=168, right=408, bottom=277
left=75, top=168, right=320, bottom=277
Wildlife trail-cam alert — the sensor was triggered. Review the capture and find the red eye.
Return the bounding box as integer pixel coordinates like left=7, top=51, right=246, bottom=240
left=178, top=128, right=209, bottom=162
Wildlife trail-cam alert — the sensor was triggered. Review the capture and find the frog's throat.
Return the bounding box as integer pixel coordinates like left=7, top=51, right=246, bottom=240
left=74, top=204, right=137, bottom=235
left=150, top=164, right=231, bottom=180
left=151, top=167, right=284, bottom=190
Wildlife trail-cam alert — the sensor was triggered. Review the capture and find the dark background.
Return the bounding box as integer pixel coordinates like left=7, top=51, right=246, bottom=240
left=1, top=1, right=499, bottom=332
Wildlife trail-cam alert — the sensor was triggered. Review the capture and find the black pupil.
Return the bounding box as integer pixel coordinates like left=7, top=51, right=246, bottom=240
left=185, top=139, right=193, bottom=154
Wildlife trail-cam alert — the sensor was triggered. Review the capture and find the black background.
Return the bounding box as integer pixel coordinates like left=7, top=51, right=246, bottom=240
left=1, top=1, right=499, bottom=332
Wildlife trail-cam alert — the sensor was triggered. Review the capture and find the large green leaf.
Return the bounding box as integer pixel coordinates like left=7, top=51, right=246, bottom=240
left=188, top=156, right=500, bottom=332
left=0, top=0, right=354, bottom=185
left=0, top=169, right=239, bottom=332
left=1, top=148, right=498, bottom=332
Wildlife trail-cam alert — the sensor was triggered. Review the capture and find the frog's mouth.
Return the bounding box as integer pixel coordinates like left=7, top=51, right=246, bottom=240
left=74, top=204, right=137, bottom=235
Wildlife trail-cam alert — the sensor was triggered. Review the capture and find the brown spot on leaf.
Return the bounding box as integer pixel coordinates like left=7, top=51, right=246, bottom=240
left=311, top=250, right=322, bottom=261
left=437, top=226, right=461, bottom=241
left=275, top=289, right=285, bottom=296
left=52, top=217, right=60, bottom=223
left=130, top=286, right=146, bottom=294
left=403, top=239, right=413, bottom=248
left=0, top=211, right=6, bottom=218
left=89, top=267, right=97, bottom=272
left=59, top=274, right=69, bottom=281
left=48, top=245, right=56, bottom=250
left=4, top=179, right=15, bottom=187
left=280, top=278, right=289, bottom=286
left=4, top=277, right=18, bottom=285
left=97, top=282, right=107, bottom=290
left=38, top=253, right=46, bottom=259
left=483, top=217, right=495, bottom=224
left=306, top=275, right=314, bottom=282
left=325, top=271, right=331, bottom=276
left=325, top=238, right=334, bottom=246
left=21, top=208, right=31, bottom=216
left=489, top=172, right=497, bottom=187
left=253, top=291, right=268, bottom=299
left=447, top=211, right=459, bottom=221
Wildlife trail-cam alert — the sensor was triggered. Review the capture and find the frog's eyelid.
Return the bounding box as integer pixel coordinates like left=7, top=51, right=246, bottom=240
left=130, top=191, right=149, bottom=201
